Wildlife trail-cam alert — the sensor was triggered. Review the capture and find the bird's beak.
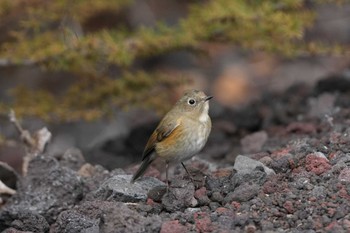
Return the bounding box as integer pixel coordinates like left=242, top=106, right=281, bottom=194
left=205, top=96, right=213, bottom=101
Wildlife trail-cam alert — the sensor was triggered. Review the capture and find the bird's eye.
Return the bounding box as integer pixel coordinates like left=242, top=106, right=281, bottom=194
left=188, top=98, right=196, bottom=105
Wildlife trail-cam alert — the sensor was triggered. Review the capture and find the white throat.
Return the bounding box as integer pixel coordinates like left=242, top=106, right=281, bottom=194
left=199, top=102, right=209, bottom=123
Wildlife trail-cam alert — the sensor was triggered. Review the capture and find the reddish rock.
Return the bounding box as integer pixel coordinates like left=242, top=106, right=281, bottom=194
left=343, top=219, right=350, bottom=231
left=271, top=148, right=292, bottom=159
left=329, top=132, right=341, bottom=144
left=245, top=224, right=257, bottom=233
left=211, top=168, right=233, bottom=178
left=259, top=156, right=273, bottom=166
left=328, top=152, right=338, bottom=161
left=160, top=220, right=187, bottom=233
left=231, top=201, right=241, bottom=210
left=262, top=175, right=288, bottom=194
left=194, top=187, right=210, bottom=205
left=288, top=158, right=297, bottom=170
left=312, top=216, right=324, bottom=230
left=291, top=166, right=304, bottom=174
left=326, top=201, right=338, bottom=208
left=327, top=208, right=336, bottom=218
left=329, top=132, right=350, bottom=144
left=283, top=200, right=295, bottom=214
left=325, top=221, right=343, bottom=232
left=338, top=167, right=350, bottom=182
left=250, top=152, right=270, bottom=161
left=338, top=184, right=350, bottom=201
left=305, top=153, right=331, bottom=175
left=146, top=198, right=155, bottom=206
left=308, top=196, right=317, bottom=202
left=194, top=187, right=207, bottom=199
left=263, top=180, right=278, bottom=194
left=215, top=207, right=230, bottom=215
left=328, top=151, right=344, bottom=162
left=194, top=212, right=213, bottom=233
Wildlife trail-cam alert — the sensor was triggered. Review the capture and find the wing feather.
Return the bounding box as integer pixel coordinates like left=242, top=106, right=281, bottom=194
left=141, top=117, right=180, bottom=161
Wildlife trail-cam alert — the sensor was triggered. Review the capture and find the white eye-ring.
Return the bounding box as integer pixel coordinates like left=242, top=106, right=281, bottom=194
left=188, top=98, right=196, bottom=105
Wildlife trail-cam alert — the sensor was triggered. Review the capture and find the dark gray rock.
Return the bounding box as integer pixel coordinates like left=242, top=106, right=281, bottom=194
left=162, top=179, right=196, bottom=212
left=233, top=167, right=268, bottom=187
left=3, top=227, right=35, bottom=233
left=234, top=155, right=275, bottom=176
left=224, top=183, right=260, bottom=203
left=0, top=210, right=49, bottom=233
left=205, top=168, right=235, bottom=194
left=51, top=201, right=162, bottom=233
left=311, top=186, right=327, bottom=199
left=51, top=210, right=100, bottom=233
left=93, top=175, right=166, bottom=202
left=0, top=155, right=84, bottom=228
left=210, top=191, right=224, bottom=203
left=56, top=148, right=86, bottom=171
left=270, top=153, right=293, bottom=173
left=293, top=177, right=311, bottom=190
left=147, top=186, right=167, bottom=202
left=79, top=164, right=112, bottom=197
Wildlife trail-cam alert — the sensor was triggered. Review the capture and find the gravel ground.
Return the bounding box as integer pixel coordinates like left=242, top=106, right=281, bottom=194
left=1, top=75, right=350, bottom=232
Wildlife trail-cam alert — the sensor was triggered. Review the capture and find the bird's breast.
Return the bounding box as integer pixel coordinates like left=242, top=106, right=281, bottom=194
left=156, top=115, right=211, bottom=162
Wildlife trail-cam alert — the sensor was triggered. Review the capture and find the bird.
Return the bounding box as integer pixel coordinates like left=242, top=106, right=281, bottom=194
left=131, top=89, right=212, bottom=187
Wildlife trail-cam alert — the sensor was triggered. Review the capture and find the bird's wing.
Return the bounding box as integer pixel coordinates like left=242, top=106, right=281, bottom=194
left=141, top=117, right=180, bottom=161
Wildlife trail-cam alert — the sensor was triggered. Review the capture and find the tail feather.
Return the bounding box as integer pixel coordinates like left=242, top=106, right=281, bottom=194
left=131, top=154, right=155, bottom=183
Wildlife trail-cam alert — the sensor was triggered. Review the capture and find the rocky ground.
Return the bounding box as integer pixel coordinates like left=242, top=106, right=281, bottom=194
left=1, top=74, right=350, bottom=233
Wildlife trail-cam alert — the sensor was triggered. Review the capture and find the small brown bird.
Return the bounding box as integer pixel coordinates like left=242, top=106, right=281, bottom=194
left=131, top=90, right=212, bottom=186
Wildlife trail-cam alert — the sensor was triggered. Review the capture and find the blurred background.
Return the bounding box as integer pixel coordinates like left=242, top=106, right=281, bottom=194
left=0, top=0, right=349, bottom=173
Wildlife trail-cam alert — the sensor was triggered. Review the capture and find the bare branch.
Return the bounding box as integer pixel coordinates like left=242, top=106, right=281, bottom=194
left=0, top=180, right=16, bottom=195
left=9, top=109, right=23, bottom=133
left=9, top=109, right=52, bottom=175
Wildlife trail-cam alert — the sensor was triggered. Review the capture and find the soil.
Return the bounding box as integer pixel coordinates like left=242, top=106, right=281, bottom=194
left=1, top=75, right=350, bottom=232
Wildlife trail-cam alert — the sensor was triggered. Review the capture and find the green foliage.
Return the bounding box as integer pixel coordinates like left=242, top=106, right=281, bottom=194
left=0, top=71, right=182, bottom=121
left=0, top=0, right=345, bottom=121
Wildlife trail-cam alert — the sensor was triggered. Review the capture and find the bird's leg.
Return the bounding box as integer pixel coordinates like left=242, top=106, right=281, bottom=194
left=166, top=161, right=169, bottom=192
left=181, top=162, right=205, bottom=189
left=181, top=162, right=195, bottom=182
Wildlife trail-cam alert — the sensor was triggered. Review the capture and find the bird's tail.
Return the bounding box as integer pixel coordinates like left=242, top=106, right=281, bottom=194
left=131, top=153, right=155, bottom=183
